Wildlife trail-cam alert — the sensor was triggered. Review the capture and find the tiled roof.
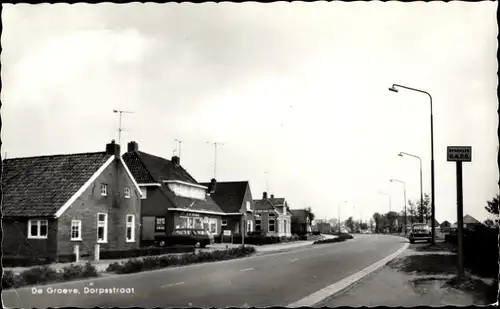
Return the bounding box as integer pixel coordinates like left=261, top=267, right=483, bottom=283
left=270, top=197, right=285, bottom=206
left=122, top=152, right=156, bottom=184
left=123, top=149, right=222, bottom=213
left=199, top=181, right=248, bottom=213
left=137, top=151, right=197, bottom=184
left=253, top=198, right=276, bottom=211
left=463, top=215, right=481, bottom=224
left=2, top=152, right=112, bottom=217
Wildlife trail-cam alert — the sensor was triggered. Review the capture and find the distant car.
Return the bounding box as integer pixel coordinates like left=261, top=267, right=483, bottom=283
left=155, top=228, right=214, bottom=248
left=409, top=223, right=431, bottom=243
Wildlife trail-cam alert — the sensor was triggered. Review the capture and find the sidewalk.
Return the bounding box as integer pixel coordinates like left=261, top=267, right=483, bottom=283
left=317, top=243, right=496, bottom=307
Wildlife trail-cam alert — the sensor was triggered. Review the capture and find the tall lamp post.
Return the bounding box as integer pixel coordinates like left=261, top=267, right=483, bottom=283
left=390, top=179, right=407, bottom=235
left=398, top=152, right=424, bottom=223
left=389, top=84, right=435, bottom=244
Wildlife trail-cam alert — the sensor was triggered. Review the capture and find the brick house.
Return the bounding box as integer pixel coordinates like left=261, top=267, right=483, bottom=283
left=122, top=141, right=225, bottom=245
left=2, top=140, right=142, bottom=260
left=290, top=209, right=313, bottom=234
left=253, top=192, right=292, bottom=237
left=198, top=181, right=254, bottom=237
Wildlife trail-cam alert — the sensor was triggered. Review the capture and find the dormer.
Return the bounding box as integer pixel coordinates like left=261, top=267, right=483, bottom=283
left=163, top=180, right=208, bottom=200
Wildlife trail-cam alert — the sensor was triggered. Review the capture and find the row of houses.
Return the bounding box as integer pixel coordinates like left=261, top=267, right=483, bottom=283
left=2, top=140, right=312, bottom=260
left=392, top=214, right=483, bottom=233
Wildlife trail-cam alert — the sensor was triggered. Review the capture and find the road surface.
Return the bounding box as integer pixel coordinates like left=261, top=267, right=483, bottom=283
left=3, top=234, right=406, bottom=308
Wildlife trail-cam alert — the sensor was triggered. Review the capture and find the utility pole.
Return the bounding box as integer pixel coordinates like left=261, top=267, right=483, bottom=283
left=113, top=109, right=134, bottom=146
left=207, top=142, right=224, bottom=179
left=174, top=139, right=183, bottom=158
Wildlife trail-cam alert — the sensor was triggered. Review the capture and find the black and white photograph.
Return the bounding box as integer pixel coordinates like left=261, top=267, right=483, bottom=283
left=1, top=2, right=498, bottom=308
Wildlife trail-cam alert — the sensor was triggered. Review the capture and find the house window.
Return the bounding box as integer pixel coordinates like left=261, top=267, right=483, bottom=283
left=188, top=217, right=194, bottom=228
left=209, top=219, right=217, bottom=234
left=126, top=215, right=135, bottom=242
left=97, top=213, right=108, bottom=243
left=247, top=220, right=253, bottom=232
left=269, top=214, right=275, bottom=232
left=71, top=220, right=82, bottom=241
left=179, top=216, right=189, bottom=228
left=255, top=218, right=262, bottom=231
left=221, top=220, right=227, bottom=226
left=124, top=187, right=131, bottom=199
left=140, top=187, right=147, bottom=199
left=100, top=184, right=108, bottom=196
left=194, top=217, right=203, bottom=229
left=28, top=219, right=48, bottom=239
left=155, top=217, right=166, bottom=231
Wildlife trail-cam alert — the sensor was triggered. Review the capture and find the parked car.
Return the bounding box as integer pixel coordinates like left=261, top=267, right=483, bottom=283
left=409, top=223, right=431, bottom=243
left=155, top=228, right=214, bottom=248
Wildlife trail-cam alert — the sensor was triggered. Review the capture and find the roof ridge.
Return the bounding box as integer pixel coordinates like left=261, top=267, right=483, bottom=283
left=138, top=151, right=197, bottom=184
left=3, top=151, right=107, bottom=161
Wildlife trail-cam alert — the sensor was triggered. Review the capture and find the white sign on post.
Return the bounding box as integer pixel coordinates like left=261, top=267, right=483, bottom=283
left=447, top=146, right=472, bottom=162
left=223, top=230, right=232, bottom=236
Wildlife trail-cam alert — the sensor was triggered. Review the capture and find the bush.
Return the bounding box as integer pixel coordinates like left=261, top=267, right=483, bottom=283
left=60, top=262, right=98, bottom=281
left=100, top=246, right=194, bottom=260
left=2, top=270, right=26, bottom=289
left=312, top=231, right=321, bottom=236
left=20, top=265, right=60, bottom=285
left=106, top=246, right=256, bottom=274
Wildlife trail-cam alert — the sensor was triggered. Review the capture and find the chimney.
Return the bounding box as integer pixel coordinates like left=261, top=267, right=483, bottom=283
left=208, top=178, right=217, bottom=194
left=128, top=141, right=139, bottom=152
left=263, top=192, right=267, bottom=199
left=171, top=156, right=180, bottom=166
left=270, top=194, right=274, bottom=199
left=106, top=140, right=121, bottom=158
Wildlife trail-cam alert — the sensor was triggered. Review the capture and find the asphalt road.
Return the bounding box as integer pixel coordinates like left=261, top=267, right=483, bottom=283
left=3, top=234, right=406, bottom=308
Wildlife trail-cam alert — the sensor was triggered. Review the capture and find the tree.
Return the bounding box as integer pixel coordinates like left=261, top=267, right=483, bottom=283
left=345, top=216, right=355, bottom=232
left=406, top=201, right=418, bottom=225
left=360, top=222, right=368, bottom=230
left=372, top=212, right=382, bottom=233
left=485, top=195, right=499, bottom=216
left=408, top=193, right=432, bottom=223
left=484, top=219, right=495, bottom=228
left=385, top=211, right=399, bottom=232
left=369, top=218, right=375, bottom=232
left=305, top=207, right=316, bottom=222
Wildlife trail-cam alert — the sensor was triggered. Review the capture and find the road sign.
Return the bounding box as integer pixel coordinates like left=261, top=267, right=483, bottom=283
left=447, top=146, right=472, bottom=280
left=223, top=230, right=232, bottom=236
left=447, top=146, right=472, bottom=162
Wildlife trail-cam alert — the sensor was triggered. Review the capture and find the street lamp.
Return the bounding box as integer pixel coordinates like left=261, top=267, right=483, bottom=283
left=389, top=83, right=435, bottom=244
left=390, top=179, right=407, bottom=235
left=398, top=152, right=424, bottom=223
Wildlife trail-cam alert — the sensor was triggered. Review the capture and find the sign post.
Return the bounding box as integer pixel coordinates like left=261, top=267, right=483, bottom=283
left=447, top=146, right=472, bottom=280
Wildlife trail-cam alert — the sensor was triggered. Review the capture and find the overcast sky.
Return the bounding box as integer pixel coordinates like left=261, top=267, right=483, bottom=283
left=2, top=2, right=498, bottom=223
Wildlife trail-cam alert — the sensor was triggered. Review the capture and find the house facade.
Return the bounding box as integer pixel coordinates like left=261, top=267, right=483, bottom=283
left=290, top=209, right=312, bottom=234
left=253, top=192, right=292, bottom=237
left=199, top=181, right=254, bottom=237
left=2, top=141, right=142, bottom=260
left=440, top=220, right=451, bottom=232
left=122, top=141, right=226, bottom=245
